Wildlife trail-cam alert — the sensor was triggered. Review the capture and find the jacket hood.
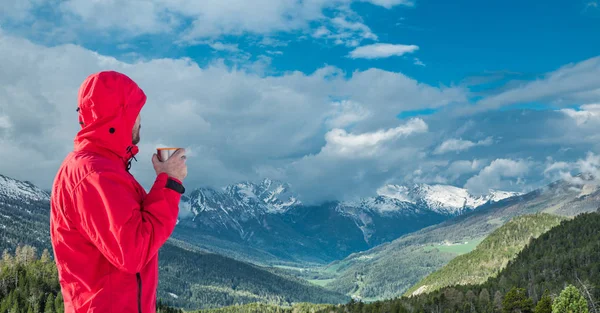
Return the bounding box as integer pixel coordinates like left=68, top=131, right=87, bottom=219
left=74, top=71, right=145, bottom=166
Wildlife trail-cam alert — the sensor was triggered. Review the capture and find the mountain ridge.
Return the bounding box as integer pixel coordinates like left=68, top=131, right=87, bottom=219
left=176, top=178, right=519, bottom=264
left=0, top=173, right=349, bottom=309
left=404, top=213, right=567, bottom=297
left=322, top=174, right=600, bottom=300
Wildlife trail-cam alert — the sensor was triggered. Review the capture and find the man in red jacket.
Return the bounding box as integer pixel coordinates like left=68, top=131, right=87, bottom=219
left=50, top=71, right=187, bottom=313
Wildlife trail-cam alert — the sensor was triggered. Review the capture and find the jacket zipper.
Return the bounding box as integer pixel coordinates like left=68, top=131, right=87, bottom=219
left=136, top=273, right=142, bottom=313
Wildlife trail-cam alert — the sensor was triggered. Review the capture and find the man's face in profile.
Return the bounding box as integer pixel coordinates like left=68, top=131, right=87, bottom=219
left=132, top=114, right=141, bottom=145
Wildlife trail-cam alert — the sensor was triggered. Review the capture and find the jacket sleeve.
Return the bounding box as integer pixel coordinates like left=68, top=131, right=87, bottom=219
left=71, top=171, right=182, bottom=274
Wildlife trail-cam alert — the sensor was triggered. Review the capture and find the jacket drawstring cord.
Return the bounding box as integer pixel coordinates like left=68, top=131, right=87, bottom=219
left=126, top=146, right=138, bottom=172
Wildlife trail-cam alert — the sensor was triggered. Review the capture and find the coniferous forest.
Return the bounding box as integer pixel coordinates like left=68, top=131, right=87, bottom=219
left=2, top=209, right=599, bottom=312
left=0, top=246, right=63, bottom=313
left=308, top=210, right=600, bottom=313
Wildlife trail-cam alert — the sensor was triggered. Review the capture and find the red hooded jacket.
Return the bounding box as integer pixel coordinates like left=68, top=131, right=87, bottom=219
left=50, top=71, right=184, bottom=313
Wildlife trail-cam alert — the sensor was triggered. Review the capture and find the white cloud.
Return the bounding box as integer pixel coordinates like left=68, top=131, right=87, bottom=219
left=208, top=42, right=239, bottom=52
left=325, top=100, right=371, bottom=129
left=559, top=103, right=600, bottom=126
left=313, top=26, right=332, bottom=38
left=544, top=161, right=570, bottom=174
left=257, top=37, right=289, bottom=47
left=310, top=14, right=378, bottom=46
left=340, top=69, right=468, bottom=131
left=60, top=0, right=178, bottom=36
left=414, top=58, right=425, bottom=66
left=543, top=153, right=600, bottom=186
left=584, top=1, right=598, bottom=10
left=434, top=136, right=493, bottom=155
left=331, top=16, right=378, bottom=41
left=361, top=0, right=414, bottom=8
left=285, top=120, right=431, bottom=202
left=349, top=43, right=419, bottom=59
left=471, top=56, right=600, bottom=113
left=321, top=118, right=427, bottom=158
left=0, top=115, right=12, bottom=129
left=0, top=0, right=35, bottom=21
left=465, top=159, right=530, bottom=195
left=0, top=32, right=465, bottom=204
left=9, top=0, right=411, bottom=45
left=446, top=159, right=483, bottom=177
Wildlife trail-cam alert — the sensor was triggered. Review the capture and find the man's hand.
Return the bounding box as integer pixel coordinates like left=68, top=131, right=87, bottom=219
left=152, top=148, right=188, bottom=182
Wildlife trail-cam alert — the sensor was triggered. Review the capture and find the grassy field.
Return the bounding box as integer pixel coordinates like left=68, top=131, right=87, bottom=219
left=272, top=265, right=309, bottom=272
left=422, top=237, right=484, bottom=255
left=405, top=214, right=566, bottom=297
left=308, top=278, right=336, bottom=287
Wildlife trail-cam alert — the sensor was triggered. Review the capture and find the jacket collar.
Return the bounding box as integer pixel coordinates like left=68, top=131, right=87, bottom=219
left=74, top=138, right=140, bottom=170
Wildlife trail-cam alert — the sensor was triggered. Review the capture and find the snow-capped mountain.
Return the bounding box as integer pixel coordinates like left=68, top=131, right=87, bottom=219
left=176, top=179, right=523, bottom=264
left=331, top=184, right=520, bottom=247
left=0, top=174, right=51, bottom=253
left=224, top=178, right=301, bottom=214
left=186, top=178, right=300, bottom=217
left=0, top=174, right=50, bottom=203
left=373, top=184, right=521, bottom=215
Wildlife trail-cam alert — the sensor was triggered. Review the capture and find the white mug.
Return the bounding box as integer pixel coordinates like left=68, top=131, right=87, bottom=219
left=157, top=148, right=181, bottom=162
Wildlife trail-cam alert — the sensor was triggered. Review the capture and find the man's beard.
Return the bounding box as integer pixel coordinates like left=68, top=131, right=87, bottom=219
left=132, top=129, right=140, bottom=145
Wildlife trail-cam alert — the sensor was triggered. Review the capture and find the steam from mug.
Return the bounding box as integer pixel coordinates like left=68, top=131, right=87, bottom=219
left=157, top=148, right=181, bottom=162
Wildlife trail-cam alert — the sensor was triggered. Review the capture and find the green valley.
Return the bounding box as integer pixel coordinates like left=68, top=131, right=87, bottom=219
left=405, top=213, right=566, bottom=297
left=322, top=178, right=600, bottom=300
left=311, top=210, right=600, bottom=312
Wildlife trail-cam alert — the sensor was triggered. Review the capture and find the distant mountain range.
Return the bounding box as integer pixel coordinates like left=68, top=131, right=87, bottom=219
left=0, top=174, right=348, bottom=309
left=322, top=174, right=600, bottom=300
left=174, top=178, right=519, bottom=264
left=373, top=183, right=519, bottom=215
left=0, top=174, right=51, bottom=253
left=7, top=170, right=600, bottom=309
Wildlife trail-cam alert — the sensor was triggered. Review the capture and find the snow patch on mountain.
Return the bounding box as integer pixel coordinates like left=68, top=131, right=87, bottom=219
left=487, top=190, right=522, bottom=202
left=185, top=178, right=301, bottom=217
left=0, top=174, right=49, bottom=203
left=344, top=196, right=416, bottom=214
left=391, top=184, right=521, bottom=215
left=343, top=183, right=521, bottom=216
left=376, top=185, right=415, bottom=204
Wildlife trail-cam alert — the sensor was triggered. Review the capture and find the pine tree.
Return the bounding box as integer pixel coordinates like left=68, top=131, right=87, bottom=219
left=15, top=246, right=23, bottom=265
left=552, top=285, right=589, bottom=313
left=40, top=250, right=51, bottom=263
left=502, top=287, right=533, bottom=313
left=55, top=292, right=64, bottom=313
left=44, top=293, right=55, bottom=313
left=10, top=301, right=19, bottom=313
left=533, top=290, right=552, bottom=313
left=479, top=289, right=491, bottom=312
left=3, top=249, right=14, bottom=267
left=494, top=291, right=504, bottom=313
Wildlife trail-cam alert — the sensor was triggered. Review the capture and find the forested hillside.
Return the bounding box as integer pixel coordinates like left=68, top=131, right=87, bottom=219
left=0, top=174, right=51, bottom=254
left=313, top=210, right=600, bottom=312
left=405, top=213, right=566, bottom=297
left=158, top=242, right=348, bottom=309
left=325, top=177, right=600, bottom=300
left=0, top=246, right=63, bottom=313
left=191, top=302, right=334, bottom=313
left=0, top=173, right=348, bottom=310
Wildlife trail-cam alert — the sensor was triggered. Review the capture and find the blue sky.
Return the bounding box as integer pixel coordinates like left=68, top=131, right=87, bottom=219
left=0, top=0, right=599, bottom=202
left=64, top=0, right=600, bottom=86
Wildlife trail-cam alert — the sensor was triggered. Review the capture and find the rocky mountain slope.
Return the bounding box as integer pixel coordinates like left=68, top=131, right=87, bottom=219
left=323, top=175, right=600, bottom=300
left=175, top=179, right=518, bottom=264
left=0, top=174, right=348, bottom=309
